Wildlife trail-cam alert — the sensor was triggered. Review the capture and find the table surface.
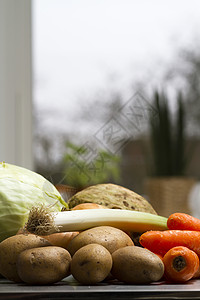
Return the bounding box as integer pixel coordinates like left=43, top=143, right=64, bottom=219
left=1, top=276, right=200, bottom=300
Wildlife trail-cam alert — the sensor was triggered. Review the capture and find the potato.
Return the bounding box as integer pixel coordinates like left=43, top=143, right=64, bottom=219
left=71, top=243, right=112, bottom=284
left=0, top=234, right=51, bottom=282
left=17, top=246, right=71, bottom=285
left=67, top=226, right=134, bottom=256
left=111, top=246, right=164, bottom=284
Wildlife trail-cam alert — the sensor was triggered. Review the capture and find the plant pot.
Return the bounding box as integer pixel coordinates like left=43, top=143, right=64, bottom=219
left=144, top=177, right=196, bottom=217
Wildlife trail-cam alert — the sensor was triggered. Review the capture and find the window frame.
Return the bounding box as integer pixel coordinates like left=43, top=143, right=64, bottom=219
left=0, top=0, right=33, bottom=169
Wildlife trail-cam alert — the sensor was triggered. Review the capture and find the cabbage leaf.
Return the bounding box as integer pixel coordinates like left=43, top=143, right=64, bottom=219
left=0, top=162, right=68, bottom=242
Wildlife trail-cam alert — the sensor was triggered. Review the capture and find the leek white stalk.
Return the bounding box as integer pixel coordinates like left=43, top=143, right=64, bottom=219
left=25, top=206, right=168, bottom=235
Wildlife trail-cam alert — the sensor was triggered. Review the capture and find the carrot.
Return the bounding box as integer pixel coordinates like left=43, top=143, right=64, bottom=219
left=163, top=246, right=199, bottom=283
left=72, top=203, right=107, bottom=210
left=167, top=213, right=200, bottom=231
left=193, top=264, right=200, bottom=279
left=139, top=230, right=200, bottom=257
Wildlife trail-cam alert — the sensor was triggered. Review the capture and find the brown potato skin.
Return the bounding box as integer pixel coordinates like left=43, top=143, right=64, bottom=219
left=67, top=226, right=134, bottom=256
left=111, top=246, right=164, bottom=284
left=17, top=246, right=71, bottom=285
left=71, top=243, right=112, bottom=284
left=0, top=234, right=51, bottom=282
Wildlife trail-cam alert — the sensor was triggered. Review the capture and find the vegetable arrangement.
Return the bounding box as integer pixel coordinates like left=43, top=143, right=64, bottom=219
left=1, top=209, right=200, bottom=285
left=1, top=162, right=200, bottom=286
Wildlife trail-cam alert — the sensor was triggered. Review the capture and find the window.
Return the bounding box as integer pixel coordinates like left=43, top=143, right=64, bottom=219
left=0, top=0, right=33, bottom=169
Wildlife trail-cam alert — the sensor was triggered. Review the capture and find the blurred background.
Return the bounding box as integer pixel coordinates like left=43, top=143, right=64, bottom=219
left=1, top=0, right=200, bottom=217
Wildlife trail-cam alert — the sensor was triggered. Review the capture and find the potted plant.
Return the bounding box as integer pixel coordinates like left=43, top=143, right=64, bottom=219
left=62, top=141, right=121, bottom=190
left=145, top=90, right=196, bottom=217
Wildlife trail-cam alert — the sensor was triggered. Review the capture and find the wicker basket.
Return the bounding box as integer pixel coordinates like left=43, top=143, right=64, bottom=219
left=144, top=177, right=196, bottom=217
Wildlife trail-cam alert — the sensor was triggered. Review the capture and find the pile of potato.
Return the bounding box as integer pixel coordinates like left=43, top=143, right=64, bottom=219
left=0, top=226, right=164, bottom=285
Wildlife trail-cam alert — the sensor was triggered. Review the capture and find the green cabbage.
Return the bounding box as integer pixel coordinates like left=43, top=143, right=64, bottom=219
left=0, top=162, right=68, bottom=242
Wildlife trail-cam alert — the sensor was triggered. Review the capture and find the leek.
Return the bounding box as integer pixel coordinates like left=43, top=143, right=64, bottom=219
left=25, top=206, right=168, bottom=235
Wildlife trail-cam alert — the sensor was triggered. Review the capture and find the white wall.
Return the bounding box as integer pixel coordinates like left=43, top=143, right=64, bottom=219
left=0, top=0, right=33, bottom=170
